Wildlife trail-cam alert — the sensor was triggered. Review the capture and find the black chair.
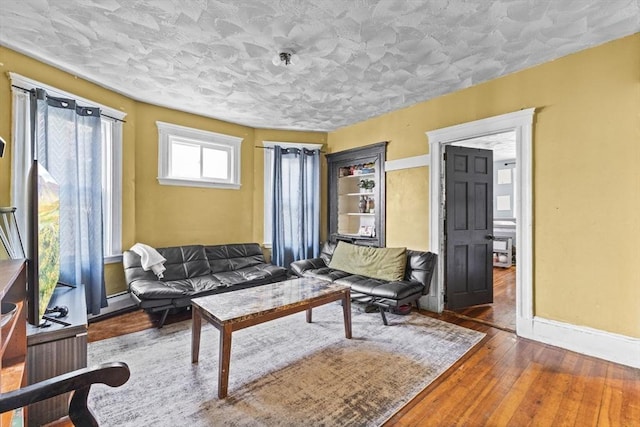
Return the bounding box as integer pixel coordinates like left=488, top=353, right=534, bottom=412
left=0, top=362, right=130, bottom=426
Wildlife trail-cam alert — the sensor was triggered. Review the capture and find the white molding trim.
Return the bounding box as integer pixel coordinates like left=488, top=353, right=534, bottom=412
left=518, top=317, right=640, bottom=369
left=157, top=177, right=241, bottom=190
left=9, top=72, right=127, bottom=120
left=425, top=108, right=536, bottom=326
left=385, top=154, right=430, bottom=172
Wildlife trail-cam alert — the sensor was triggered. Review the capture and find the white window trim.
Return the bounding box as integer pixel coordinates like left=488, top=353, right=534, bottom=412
left=157, top=121, right=243, bottom=190
left=102, top=120, right=123, bottom=263
left=8, top=72, right=126, bottom=263
left=263, top=141, right=323, bottom=247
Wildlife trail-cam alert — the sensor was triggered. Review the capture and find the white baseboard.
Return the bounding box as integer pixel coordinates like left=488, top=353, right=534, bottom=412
left=517, top=316, right=640, bottom=369
left=420, top=294, right=441, bottom=313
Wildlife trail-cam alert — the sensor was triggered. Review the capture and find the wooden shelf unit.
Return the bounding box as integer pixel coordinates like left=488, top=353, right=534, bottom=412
left=0, top=259, right=28, bottom=426
left=327, top=142, right=387, bottom=247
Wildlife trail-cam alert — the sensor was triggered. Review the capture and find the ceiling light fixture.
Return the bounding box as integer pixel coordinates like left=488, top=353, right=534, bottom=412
left=272, top=50, right=296, bottom=66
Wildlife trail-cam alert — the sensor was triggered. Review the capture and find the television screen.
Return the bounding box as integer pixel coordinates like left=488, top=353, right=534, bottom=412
left=27, top=161, right=61, bottom=325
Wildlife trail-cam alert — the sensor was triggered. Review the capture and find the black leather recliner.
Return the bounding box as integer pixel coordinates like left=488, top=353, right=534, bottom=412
left=290, top=242, right=437, bottom=325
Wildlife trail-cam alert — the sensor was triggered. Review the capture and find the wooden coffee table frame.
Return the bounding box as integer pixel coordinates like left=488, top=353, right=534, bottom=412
left=191, top=282, right=351, bottom=398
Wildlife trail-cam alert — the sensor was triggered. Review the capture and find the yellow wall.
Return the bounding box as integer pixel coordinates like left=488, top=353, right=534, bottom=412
left=132, top=102, right=254, bottom=246
left=328, top=34, right=640, bottom=338
left=0, top=47, right=326, bottom=295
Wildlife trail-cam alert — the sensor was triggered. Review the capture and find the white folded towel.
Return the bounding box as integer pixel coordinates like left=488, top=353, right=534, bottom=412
left=130, top=243, right=166, bottom=279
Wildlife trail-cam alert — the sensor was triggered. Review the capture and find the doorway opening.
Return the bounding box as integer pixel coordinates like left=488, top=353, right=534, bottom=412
left=447, top=132, right=517, bottom=331
left=425, top=108, right=535, bottom=336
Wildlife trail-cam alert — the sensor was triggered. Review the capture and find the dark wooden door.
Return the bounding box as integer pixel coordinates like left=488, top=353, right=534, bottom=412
left=445, top=145, right=493, bottom=309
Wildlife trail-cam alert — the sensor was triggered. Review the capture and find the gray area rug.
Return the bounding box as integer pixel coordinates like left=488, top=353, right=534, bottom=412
left=88, top=304, right=485, bottom=426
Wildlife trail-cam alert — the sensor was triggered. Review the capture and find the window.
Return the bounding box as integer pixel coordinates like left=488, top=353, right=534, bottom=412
left=9, top=73, right=125, bottom=263
left=157, top=121, right=243, bottom=189
left=263, top=141, right=323, bottom=247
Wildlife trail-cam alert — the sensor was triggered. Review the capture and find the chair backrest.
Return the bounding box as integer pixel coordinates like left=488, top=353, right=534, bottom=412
left=0, top=362, right=130, bottom=427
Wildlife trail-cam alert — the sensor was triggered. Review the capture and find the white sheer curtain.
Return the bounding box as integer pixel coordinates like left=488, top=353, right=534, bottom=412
left=10, top=87, right=107, bottom=315
left=33, top=88, right=107, bottom=315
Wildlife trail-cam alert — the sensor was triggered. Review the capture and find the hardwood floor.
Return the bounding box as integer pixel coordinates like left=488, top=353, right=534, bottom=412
left=78, top=307, right=639, bottom=426
left=449, top=266, right=516, bottom=331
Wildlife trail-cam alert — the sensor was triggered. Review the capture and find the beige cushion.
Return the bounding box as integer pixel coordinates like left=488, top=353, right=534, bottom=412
left=328, top=241, right=406, bottom=281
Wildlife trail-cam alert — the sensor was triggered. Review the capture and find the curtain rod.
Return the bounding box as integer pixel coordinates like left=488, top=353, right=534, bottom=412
left=255, top=146, right=326, bottom=153
left=11, top=84, right=126, bottom=123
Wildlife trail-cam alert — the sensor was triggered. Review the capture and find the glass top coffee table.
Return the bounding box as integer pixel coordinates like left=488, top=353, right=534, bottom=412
left=191, top=277, right=352, bottom=398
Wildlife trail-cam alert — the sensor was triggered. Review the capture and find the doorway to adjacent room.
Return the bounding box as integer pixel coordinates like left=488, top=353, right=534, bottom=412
left=445, top=132, right=517, bottom=331
left=426, top=108, right=535, bottom=336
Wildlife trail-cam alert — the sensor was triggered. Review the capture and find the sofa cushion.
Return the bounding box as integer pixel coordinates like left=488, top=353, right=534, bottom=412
left=344, top=278, right=425, bottom=300
left=297, top=267, right=352, bottom=282
left=211, top=264, right=288, bottom=287
left=328, top=241, right=406, bottom=282
left=205, top=243, right=266, bottom=273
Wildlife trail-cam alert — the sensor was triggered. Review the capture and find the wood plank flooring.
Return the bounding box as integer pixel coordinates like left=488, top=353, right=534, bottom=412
left=71, top=305, right=639, bottom=426
left=449, top=266, right=516, bottom=331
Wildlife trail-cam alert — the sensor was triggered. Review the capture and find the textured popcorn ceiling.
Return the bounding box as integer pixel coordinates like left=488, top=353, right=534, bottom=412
left=1, top=1, right=638, bottom=131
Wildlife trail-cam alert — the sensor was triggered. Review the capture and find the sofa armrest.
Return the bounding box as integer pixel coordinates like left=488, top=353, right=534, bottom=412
left=405, top=250, right=437, bottom=294
left=290, top=257, right=327, bottom=277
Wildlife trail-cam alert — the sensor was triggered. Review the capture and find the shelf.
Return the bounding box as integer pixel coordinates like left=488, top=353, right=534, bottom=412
left=340, top=192, right=376, bottom=197
left=342, top=213, right=375, bottom=216
left=493, top=237, right=513, bottom=268
left=339, top=172, right=375, bottom=179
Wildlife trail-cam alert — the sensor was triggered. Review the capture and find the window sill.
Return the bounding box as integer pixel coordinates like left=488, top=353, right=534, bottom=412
left=157, top=177, right=241, bottom=190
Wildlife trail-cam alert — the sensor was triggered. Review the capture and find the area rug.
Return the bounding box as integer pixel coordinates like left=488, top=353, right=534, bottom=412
left=88, top=304, right=485, bottom=426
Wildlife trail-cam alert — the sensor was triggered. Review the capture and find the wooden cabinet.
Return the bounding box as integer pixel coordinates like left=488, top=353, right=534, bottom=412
left=26, top=284, right=88, bottom=427
left=327, top=142, right=386, bottom=247
left=0, top=259, right=28, bottom=426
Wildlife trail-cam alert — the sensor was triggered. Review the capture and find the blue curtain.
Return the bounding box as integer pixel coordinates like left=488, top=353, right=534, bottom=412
left=32, top=88, right=107, bottom=315
left=272, top=146, right=320, bottom=268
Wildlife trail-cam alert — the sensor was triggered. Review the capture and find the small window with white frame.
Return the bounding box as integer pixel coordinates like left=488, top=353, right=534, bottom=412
left=157, top=121, right=243, bottom=189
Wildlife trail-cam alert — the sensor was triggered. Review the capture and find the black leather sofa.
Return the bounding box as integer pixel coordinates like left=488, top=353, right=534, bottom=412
left=290, top=242, right=437, bottom=325
left=123, top=243, right=288, bottom=327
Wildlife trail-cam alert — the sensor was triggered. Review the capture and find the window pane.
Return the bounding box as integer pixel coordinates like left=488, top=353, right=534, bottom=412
left=203, top=147, right=229, bottom=180
left=171, top=142, right=200, bottom=178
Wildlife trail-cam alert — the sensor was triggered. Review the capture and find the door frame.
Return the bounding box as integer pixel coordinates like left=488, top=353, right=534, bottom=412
left=425, top=108, right=535, bottom=335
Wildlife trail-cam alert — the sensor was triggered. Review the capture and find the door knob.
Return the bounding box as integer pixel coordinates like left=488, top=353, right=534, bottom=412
left=486, top=234, right=495, bottom=240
